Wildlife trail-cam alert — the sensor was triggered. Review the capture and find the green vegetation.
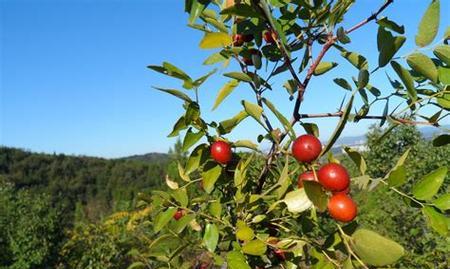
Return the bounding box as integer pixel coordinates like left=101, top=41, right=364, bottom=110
left=2, top=124, right=447, bottom=268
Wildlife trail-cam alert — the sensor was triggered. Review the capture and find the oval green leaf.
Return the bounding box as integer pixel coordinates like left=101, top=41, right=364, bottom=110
left=412, top=166, right=447, bottom=200
left=203, top=223, right=219, bottom=252
left=351, top=229, right=404, bottom=266
left=406, top=53, right=438, bottom=82
left=415, top=0, right=440, bottom=47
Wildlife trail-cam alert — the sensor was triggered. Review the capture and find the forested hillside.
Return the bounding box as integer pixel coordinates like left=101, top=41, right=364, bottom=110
left=0, top=147, right=169, bottom=221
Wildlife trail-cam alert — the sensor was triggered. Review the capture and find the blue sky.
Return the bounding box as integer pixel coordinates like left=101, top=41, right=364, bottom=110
left=1, top=0, right=449, bottom=158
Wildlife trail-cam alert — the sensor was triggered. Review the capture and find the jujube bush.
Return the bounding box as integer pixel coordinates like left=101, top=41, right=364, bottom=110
left=119, top=0, right=449, bottom=268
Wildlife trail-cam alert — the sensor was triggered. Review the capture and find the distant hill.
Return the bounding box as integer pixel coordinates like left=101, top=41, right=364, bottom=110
left=0, top=147, right=171, bottom=222
left=121, top=152, right=170, bottom=163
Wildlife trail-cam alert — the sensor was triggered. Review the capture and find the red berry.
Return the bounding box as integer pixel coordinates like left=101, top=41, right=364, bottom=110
left=210, top=141, right=232, bottom=164
left=173, top=209, right=184, bottom=221
left=317, top=163, right=350, bottom=192
left=274, top=249, right=286, bottom=261
left=327, top=193, right=357, bottom=222
left=297, top=171, right=316, bottom=188
left=232, top=34, right=244, bottom=46
left=263, top=30, right=276, bottom=43
left=291, top=134, right=322, bottom=163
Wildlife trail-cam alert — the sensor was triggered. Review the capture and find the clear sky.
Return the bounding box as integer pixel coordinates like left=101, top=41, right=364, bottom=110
left=1, top=0, right=449, bottom=158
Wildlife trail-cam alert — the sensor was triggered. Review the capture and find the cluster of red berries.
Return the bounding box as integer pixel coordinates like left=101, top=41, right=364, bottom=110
left=292, top=134, right=357, bottom=223
left=231, top=29, right=277, bottom=66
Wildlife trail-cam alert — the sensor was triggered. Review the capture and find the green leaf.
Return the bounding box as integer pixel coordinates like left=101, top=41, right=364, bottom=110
left=415, top=0, right=440, bottom=47
left=437, top=91, right=450, bottom=109
left=433, top=134, right=450, bottom=147
left=171, top=214, right=195, bottom=234
left=153, top=87, right=192, bottom=103
left=321, top=92, right=355, bottom=155
left=224, top=72, right=252, bottom=82
left=313, top=62, right=338, bottom=76
left=340, top=51, right=368, bottom=70
left=204, top=17, right=228, bottom=33
left=387, top=166, right=407, bottom=187
left=213, top=80, right=239, bottom=110
left=337, top=26, right=351, bottom=44
left=301, top=122, right=319, bottom=137
left=357, top=69, right=369, bottom=90
left=203, top=223, right=219, bottom=252
left=204, top=51, right=229, bottom=65
left=220, top=3, right=263, bottom=18
left=344, top=147, right=367, bottom=175
left=236, top=223, right=255, bottom=241
left=182, top=128, right=204, bottom=152
left=391, top=61, right=417, bottom=102
left=168, top=116, right=187, bottom=137
left=185, top=143, right=209, bottom=174
left=283, top=188, right=313, bottom=213
left=242, top=240, right=267, bottom=256
left=148, top=62, right=192, bottom=82
left=422, top=206, right=448, bottom=236
left=303, top=181, right=328, bottom=212
left=217, top=110, right=249, bottom=135
left=406, top=53, right=438, bottom=82
left=184, top=102, right=200, bottom=125
left=171, top=188, right=188, bottom=207
left=351, top=229, right=405, bottom=266
left=208, top=200, right=222, bottom=218
left=433, top=194, right=450, bottom=210
left=377, top=17, right=405, bottom=34
left=201, top=162, right=222, bottom=194
left=277, top=158, right=290, bottom=199
left=233, top=140, right=258, bottom=150
left=438, top=66, right=450, bottom=84
left=154, top=208, right=177, bottom=233
left=263, top=98, right=296, bottom=139
left=378, top=27, right=406, bottom=67
left=412, top=167, right=447, bottom=200
left=433, top=45, right=450, bottom=66
left=242, top=100, right=263, bottom=121
left=193, top=69, right=217, bottom=87
left=333, top=78, right=352, bottom=91
left=226, top=251, right=251, bottom=269
left=199, top=32, right=232, bottom=49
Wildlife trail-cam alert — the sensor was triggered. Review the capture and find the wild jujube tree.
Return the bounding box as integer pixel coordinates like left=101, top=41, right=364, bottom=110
left=127, top=0, right=449, bottom=268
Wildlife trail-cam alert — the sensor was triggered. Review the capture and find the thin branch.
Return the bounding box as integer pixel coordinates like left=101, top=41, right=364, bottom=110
left=253, top=0, right=395, bottom=193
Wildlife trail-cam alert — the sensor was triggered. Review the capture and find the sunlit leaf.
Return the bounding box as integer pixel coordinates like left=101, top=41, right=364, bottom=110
left=391, top=61, right=417, bottom=102
left=406, top=53, right=438, bottom=82
left=415, top=0, right=440, bottom=47
left=227, top=251, right=251, bottom=269
left=199, top=32, right=232, bottom=49
left=213, top=80, right=239, bottom=110
left=154, top=208, right=177, bottom=233
left=203, top=223, right=219, bottom=252
left=422, top=206, right=448, bottom=236
left=412, top=167, right=447, bottom=200
left=313, top=62, right=338, bottom=76
left=242, top=240, right=267, bottom=256
left=283, top=188, right=313, bottom=213
left=351, top=229, right=404, bottom=266
left=202, top=162, right=222, bottom=193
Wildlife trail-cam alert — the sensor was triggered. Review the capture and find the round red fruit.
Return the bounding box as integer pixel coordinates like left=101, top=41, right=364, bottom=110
left=232, top=34, right=244, bottom=46
left=263, top=30, right=276, bottom=43
left=327, top=193, right=357, bottom=222
left=274, top=249, right=286, bottom=261
left=173, top=209, right=184, bottom=221
left=291, top=134, right=322, bottom=163
left=210, top=141, right=232, bottom=164
left=297, top=171, right=316, bottom=188
left=317, top=163, right=350, bottom=192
